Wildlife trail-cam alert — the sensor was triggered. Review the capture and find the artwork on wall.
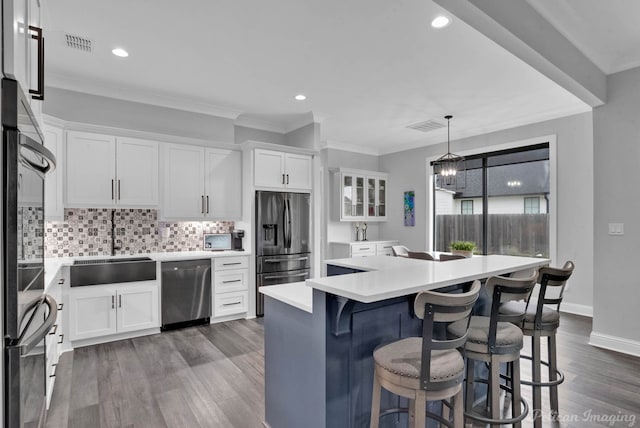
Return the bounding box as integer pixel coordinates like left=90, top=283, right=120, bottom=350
left=404, top=191, right=415, bottom=227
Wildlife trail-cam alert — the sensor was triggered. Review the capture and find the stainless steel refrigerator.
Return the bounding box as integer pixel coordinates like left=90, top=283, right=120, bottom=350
left=256, top=191, right=311, bottom=316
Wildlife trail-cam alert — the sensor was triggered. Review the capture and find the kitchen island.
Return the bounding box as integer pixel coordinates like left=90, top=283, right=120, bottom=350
left=261, top=254, right=549, bottom=428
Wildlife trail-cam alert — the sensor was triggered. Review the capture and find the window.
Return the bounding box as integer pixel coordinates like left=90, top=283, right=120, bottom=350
left=461, top=200, right=474, bottom=215
left=432, top=143, right=550, bottom=257
left=524, top=197, right=540, bottom=214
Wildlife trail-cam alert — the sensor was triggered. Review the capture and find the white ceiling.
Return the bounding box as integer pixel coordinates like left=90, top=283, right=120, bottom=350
left=527, top=0, right=640, bottom=75
left=42, top=0, right=591, bottom=154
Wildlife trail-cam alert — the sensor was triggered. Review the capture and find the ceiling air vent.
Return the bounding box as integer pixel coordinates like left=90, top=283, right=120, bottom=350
left=406, top=119, right=445, bottom=133
left=64, top=33, right=93, bottom=52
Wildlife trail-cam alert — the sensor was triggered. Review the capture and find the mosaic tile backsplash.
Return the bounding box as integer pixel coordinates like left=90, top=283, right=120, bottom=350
left=45, top=209, right=234, bottom=257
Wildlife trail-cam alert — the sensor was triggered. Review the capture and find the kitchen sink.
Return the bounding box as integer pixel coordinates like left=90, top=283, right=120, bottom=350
left=70, top=257, right=156, bottom=286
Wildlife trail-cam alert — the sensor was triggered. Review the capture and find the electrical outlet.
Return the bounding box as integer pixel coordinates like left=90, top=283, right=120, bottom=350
left=608, top=223, right=624, bottom=235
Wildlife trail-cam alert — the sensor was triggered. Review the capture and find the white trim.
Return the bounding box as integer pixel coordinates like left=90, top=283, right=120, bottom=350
left=589, top=332, right=640, bottom=358
left=283, top=114, right=316, bottom=133
left=320, top=140, right=380, bottom=156
left=239, top=140, right=318, bottom=156
left=68, top=328, right=160, bottom=349
left=560, top=302, right=593, bottom=317
left=47, top=73, right=243, bottom=119
left=426, top=134, right=558, bottom=267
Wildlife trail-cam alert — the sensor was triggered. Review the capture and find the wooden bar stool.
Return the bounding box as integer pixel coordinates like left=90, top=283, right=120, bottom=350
left=370, top=281, right=481, bottom=428
left=448, top=270, right=538, bottom=427
left=501, top=261, right=575, bottom=428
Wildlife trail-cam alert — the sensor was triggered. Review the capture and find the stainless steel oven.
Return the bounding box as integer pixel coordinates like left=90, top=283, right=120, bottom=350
left=3, top=77, right=58, bottom=428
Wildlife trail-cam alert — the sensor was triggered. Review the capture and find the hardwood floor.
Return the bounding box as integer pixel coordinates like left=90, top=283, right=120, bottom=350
left=47, top=314, right=639, bottom=428
left=46, top=319, right=265, bottom=428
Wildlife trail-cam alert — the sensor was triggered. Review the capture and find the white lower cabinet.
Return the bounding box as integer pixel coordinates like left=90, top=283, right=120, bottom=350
left=68, top=282, right=159, bottom=342
left=46, top=268, right=67, bottom=408
left=212, top=256, right=249, bottom=318
left=330, top=240, right=399, bottom=258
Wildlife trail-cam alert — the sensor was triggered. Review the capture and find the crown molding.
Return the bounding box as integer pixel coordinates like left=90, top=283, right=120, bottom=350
left=46, top=72, right=244, bottom=119
left=320, top=140, right=380, bottom=156
left=41, top=114, right=236, bottom=149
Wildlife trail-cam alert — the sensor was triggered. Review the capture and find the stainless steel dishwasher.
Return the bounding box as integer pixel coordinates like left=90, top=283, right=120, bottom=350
left=161, top=259, right=211, bottom=330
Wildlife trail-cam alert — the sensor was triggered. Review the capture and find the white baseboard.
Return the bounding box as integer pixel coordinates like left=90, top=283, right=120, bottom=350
left=560, top=302, right=593, bottom=317
left=589, top=331, right=640, bottom=358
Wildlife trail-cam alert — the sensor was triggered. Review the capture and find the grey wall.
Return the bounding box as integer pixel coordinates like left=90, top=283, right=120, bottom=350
left=234, top=125, right=286, bottom=145
left=593, top=66, right=640, bottom=343
left=379, top=112, right=594, bottom=312
left=285, top=122, right=320, bottom=150
left=322, top=148, right=382, bottom=253
left=44, top=88, right=235, bottom=142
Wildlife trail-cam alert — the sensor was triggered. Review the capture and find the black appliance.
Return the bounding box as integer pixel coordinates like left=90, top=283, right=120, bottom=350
left=231, top=229, right=245, bottom=251
left=255, top=191, right=311, bottom=316
left=2, top=78, right=58, bottom=428
left=161, top=259, right=211, bottom=329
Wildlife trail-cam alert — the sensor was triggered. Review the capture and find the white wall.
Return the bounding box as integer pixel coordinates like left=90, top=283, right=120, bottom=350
left=592, top=66, right=640, bottom=350
left=379, top=112, right=594, bottom=313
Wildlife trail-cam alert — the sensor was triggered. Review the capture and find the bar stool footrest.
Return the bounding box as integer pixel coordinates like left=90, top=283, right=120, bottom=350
left=379, top=406, right=455, bottom=428
left=517, top=354, right=565, bottom=387
left=464, top=381, right=529, bottom=425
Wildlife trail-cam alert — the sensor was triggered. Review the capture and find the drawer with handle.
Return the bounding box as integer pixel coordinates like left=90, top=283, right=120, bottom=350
left=214, top=269, right=248, bottom=293
left=351, top=244, right=376, bottom=257
left=214, top=291, right=248, bottom=317
left=214, top=256, right=249, bottom=271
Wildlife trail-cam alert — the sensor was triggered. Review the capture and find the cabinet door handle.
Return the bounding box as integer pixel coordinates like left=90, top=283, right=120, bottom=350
left=206, top=195, right=209, bottom=214
left=57, top=278, right=65, bottom=285
left=286, top=174, right=289, bottom=185
left=48, top=324, right=58, bottom=335
left=201, top=195, right=205, bottom=214
left=28, top=26, right=45, bottom=100
left=57, top=302, right=64, bottom=311
left=222, top=301, right=242, bottom=307
left=111, top=295, right=115, bottom=309
left=223, top=262, right=242, bottom=266
left=282, top=174, right=285, bottom=184
left=119, top=295, right=122, bottom=308
left=49, top=364, right=57, bottom=378
left=57, top=334, right=64, bottom=344
left=112, top=179, right=115, bottom=200
left=222, top=279, right=242, bottom=284
left=118, top=180, right=121, bottom=200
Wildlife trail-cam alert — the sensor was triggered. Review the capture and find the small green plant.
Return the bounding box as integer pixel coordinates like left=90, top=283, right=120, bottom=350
left=449, top=241, right=477, bottom=251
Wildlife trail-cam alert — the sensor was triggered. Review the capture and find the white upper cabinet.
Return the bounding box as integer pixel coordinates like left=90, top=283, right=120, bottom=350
left=254, top=149, right=312, bottom=191
left=116, top=138, right=159, bottom=206
left=3, top=0, right=45, bottom=120
left=162, top=143, right=242, bottom=220
left=162, top=144, right=205, bottom=219
left=43, top=125, right=64, bottom=220
left=334, top=169, right=388, bottom=222
left=65, top=131, right=159, bottom=208
left=205, top=149, right=242, bottom=219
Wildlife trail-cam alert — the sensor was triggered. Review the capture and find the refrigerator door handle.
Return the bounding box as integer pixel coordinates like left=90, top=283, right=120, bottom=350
left=283, top=199, right=291, bottom=249
left=18, top=294, right=58, bottom=355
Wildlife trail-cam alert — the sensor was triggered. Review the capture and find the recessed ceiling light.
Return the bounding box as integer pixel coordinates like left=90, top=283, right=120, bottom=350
left=294, top=94, right=307, bottom=101
left=431, top=16, right=450, bottom=29
left=112, top=48, right=129, bottom=58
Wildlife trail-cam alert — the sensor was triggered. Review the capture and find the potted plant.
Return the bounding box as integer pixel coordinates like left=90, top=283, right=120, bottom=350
left=449, top=241, right=476, bottom=258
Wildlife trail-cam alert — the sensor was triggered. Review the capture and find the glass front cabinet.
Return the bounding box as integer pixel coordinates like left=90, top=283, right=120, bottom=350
left=336, top=169, right=388, bottom=222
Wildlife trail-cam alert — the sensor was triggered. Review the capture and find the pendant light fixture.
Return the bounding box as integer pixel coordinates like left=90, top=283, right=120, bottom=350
left=433, top=115, right=466, bottom=189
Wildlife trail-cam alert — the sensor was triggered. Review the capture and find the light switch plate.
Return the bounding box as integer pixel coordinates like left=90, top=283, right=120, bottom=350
left=608, top=223, right=624, bottom=235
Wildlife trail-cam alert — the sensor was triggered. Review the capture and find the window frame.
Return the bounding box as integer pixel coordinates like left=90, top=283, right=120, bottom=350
left=461, top=199, right=474, bottom=215
left=427, top=135, right=556, bottom=264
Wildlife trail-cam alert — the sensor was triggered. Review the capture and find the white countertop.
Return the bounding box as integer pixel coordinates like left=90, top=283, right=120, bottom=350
left=330, top=240, right=398, bottom=245
left=308, top=255, right=549, bottom=303
left=43, top=250, right=251, bottom=292
left=259, top=282, right=312, bottom=313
